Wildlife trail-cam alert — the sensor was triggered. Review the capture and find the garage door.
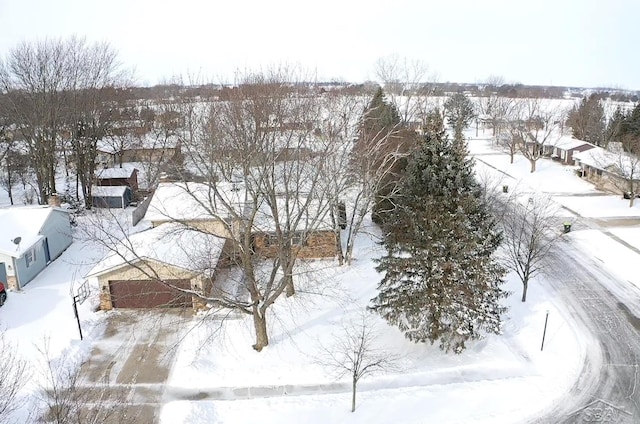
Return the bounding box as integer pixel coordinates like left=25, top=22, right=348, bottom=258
left=109, top=279, right=192, bottom=308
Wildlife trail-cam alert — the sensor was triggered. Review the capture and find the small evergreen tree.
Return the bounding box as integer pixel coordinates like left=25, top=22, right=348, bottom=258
left=370, top=120, right=507, bottom=353
left=444, top=93, right=476, bottom=145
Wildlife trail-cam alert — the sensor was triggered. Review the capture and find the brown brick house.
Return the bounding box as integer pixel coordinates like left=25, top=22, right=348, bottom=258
left=574, top=146, right=640, bottom=194
left=252, top=231, right=337, bottom=259
left=549, top=136, right=595, bottom=165
left=143, top=182, right=338, bottom=260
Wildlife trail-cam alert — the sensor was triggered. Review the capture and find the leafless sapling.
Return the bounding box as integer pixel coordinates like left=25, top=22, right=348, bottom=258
left=318, top=313, right=397, bottom=412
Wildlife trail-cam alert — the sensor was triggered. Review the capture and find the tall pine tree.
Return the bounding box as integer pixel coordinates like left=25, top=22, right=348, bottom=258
left=354, top=87, right=416, bottom=225
left=566, top=94, right=605, bottom=146
left=370, top=116, right=507, bottom=353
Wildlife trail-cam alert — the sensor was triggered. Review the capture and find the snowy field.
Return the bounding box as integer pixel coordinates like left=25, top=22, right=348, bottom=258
left=1, top=129, right=640, bottom=422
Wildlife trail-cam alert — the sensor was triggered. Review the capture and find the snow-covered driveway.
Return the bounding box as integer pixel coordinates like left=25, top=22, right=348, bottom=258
left=76, top=309, right=192, bottom=422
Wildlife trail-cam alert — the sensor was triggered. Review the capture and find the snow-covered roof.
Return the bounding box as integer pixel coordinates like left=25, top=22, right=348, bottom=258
left=91, top=186, right=130, bottom=197
left=574, top=146, right=640, bottom=179
left=0, top=206, right=56, bottom=257
left=574, top=146, right=614, bottom=168
left=552, top=136, right=594, bottom=151
left=252, top=196, right=333, bottom=233
left=96, top=165, right=137, bottom=179
left=144, top=181, right=246, bottom=223
left=97, top=133, right=179, bottom=154
left=85, top=222, right=225, bottom=277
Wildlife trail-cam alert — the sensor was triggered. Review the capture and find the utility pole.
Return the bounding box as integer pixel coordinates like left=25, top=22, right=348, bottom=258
left=541, top=310, right=550, bottom=351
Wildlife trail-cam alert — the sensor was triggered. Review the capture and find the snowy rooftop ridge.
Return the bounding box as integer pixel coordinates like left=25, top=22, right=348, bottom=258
left=97, top=133, right=180, bottom=154
left=96, top=165, right=138, bottom=179
left=86, top=222, right=226, bottom=277
left=574, top=146, right=640, bottom=179
left=0, top=205, right=55, bottom=257
left=91, top=186, right=130, bottom=197
left=551, top=136, right=594, bottom=151
left=144, top=181, right=246, bottom=223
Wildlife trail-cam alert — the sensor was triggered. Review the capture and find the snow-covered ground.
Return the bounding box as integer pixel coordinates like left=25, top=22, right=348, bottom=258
left=1, top=129, right=640, bottom=423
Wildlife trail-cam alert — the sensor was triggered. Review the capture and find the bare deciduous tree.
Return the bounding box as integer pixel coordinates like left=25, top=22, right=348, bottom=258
left=508, top=98, right=564, bottom=173
left=36, top=340, right=131, bottom=424
left=66, top=40, right=128, bottom=209
left=317, top=313, right=397, bottom=412
left=316, top=89, right=414, bottom=265
left=0, top=37, right=128, bottom=206
left=314, top=91, right=366, bottom=265
left=374, top=54, right=439, bottom=127
left=477, top=77, right=515, bottom=139
left=0, top=330, right=29, bottom=424
left=592, top=137, right=640, bottom=207
left=500, top=194, right=562, bottom=302
left=87, top=68, right=340, bottom=352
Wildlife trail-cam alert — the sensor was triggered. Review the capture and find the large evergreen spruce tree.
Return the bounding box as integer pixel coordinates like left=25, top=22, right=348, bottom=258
left=370, top=115, right=507, bottom=353
left=355, top=87, right=415, bottom=225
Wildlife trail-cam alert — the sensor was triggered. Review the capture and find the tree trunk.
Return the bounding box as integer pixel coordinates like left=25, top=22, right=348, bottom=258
left=529, top=159, right=536, bottom=173
left=334, top=228, right=344, bottom=266
left=285, top=274, right=295, bottom=297
left=7, top=167, right=13, bottom=205
left=509, top=151, right=514, bottom=164
left=521, top=280, right=528, bottom=302
left=252, top=308, right=269, bottom=352
left=351, top=377, right=357, bottom=412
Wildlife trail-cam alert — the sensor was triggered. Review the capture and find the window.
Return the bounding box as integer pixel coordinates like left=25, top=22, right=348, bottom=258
left=291, top=232, right=308, bottom=247
left=25, top=248, right=36, bottom=268
left=264, top=234, right=279, bottom=247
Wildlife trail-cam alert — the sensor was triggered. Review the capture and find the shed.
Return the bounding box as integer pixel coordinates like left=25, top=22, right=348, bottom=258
left=92, top=186, right=132, bottom=209
left=96, top=166, right=139, bottom=192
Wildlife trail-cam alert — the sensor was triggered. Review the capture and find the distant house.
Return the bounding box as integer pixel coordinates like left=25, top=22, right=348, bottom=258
left=0, top=206, right=72, bottom=290
left=96, top=166, right=139, bottom=192
left=549, top=136, right=595, bottom=165
left=85, top=223, right=225, bottom=310
left=574, top=146, right=640, bottom=194
left=91, top=185, right=132, bottom=209
left=97, top=133, right=180, bottom=168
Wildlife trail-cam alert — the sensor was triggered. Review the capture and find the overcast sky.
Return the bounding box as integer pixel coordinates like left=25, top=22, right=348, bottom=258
left=1, top=0, right=639, bottom=89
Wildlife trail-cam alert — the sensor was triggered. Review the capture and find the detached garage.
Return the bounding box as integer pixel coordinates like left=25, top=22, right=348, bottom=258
left=85, top=223, right=225, bottom=310
left=91, top=185, right=132, bottom=209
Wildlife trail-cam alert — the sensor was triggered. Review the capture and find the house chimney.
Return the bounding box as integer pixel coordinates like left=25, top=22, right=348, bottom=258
left=48, top=193, right=62, bottom=207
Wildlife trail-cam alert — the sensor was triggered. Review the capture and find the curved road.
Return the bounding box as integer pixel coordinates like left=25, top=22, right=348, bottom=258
left=533, top=234, right=640, bottom=423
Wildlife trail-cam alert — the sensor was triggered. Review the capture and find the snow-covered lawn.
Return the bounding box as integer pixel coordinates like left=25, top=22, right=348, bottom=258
left=609, top=227, right=640, bottom=251
left=469, top=137, right=598, bottom=195
left=160, top=222, right=585, bottom=423
left=554, top=195, right=640, bottom=217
